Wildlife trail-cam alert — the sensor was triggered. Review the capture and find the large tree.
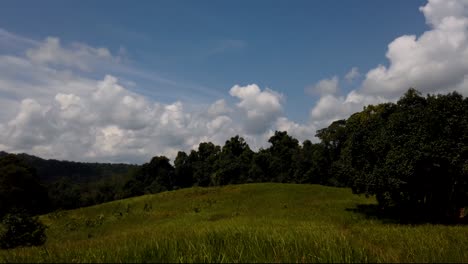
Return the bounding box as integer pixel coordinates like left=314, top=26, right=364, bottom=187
left=213, top=136, right=253, bottom=185
left=267, top=131, right=300, bottom=182
left=293, top=140, right=329, bottom=184
left=138, top=156, right=175, bottom=193
left=191, top=142, right=221, bottom=186
left=345, top=89, right=468, bottom=221
left=173, top=151, right=194, bottom=189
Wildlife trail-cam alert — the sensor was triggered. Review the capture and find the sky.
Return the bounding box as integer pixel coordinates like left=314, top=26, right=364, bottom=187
left=0, top=0, right=467, bottom=164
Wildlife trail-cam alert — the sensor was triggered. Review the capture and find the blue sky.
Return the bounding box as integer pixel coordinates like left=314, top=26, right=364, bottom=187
left=1, top=0, right=427, bottom=123
left=1, top=0, right=467, bottom=163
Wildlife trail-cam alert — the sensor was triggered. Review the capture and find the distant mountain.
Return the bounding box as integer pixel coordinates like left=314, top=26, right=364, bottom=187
left=0, top=151, right=140, bottom=183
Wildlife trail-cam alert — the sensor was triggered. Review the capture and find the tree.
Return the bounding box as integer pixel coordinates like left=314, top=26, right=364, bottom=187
left=137, top=156, right=175, bottom=193
left=267, top=131, right=300, bottom=182
left=122, top=178, right=145, bottom=198
left=347, top=89, right=468, bottom=221
left=191, top=142, right=221, bottom=186
left=0, top=212, right=47, bottom=249
left=0, top=155, right=49, bottom=217
left=293, top=140, right=329, bottom=184
left=315, top=119, right=350, bottom=186
left=213, top=136, right=253, bottom=185
left=342, top=102, right=397, bottom=191
left=173, top=151, right=194, bottom=189
left=249, top=149, right=273, bottom=183
left=47, top=177, right=82, bottom=210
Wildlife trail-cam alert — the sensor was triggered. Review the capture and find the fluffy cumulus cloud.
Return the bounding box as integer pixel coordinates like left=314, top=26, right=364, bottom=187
left=310, top=91, right=387, bottom=122
left=0, top=73, right=236, bottom=163
left=0, top=31, right=300, bottom=163
left=362, top=0, right=468, bottom=97
left=274, top=117, right=318, bottom=143
left=229, top=84, right=283, bottom=134
left=309, top=0, right=468, bottom=127
left=306, top=76, right=339, bottom=95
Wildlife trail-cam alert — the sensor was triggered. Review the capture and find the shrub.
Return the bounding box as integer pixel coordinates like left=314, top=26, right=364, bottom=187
left=0, top=213, right=47, bottom=249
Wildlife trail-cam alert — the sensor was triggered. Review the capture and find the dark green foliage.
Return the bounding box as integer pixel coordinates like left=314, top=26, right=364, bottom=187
left=134, top=156, right=175, bottom=193
left=248, top=149, right=272, bottom=183
left=335, top=89, right=468, bottom=221
left=121, top=156, right=176, bottom=197
left=0, top=155, right=49, bottom=218
left=0, top=212, right=47, bottom=249
left=14, top=152, right=138, bottom=183
left=0, top=152, right=138, bottom=212
left=267, top=131, right=300, bottom=182
left=293, top=140, right=329, bottom=184
left=47, top=177, right=82, bottom=210
left=315, top=119, right=350, bottom=186
left=213, top=136, right=253, bottom=185
left=171, top=132, right=315, bottom=187
left=173, top=151, right=194, bottom=189
left=193, top=142, right=221, bottom=186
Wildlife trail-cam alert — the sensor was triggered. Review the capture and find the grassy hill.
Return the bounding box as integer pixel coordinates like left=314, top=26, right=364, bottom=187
left=1, top=183, right=468, bottom=263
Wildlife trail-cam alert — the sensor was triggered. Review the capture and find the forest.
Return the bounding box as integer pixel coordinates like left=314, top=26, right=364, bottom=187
left=1, top=88, right=468, bottom=249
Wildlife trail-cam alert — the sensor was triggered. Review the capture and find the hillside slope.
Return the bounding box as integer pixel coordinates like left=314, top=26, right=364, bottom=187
left=1, top=183, right=468, bottom=263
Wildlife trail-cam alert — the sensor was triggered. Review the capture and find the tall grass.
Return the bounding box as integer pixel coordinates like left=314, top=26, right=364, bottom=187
left=1, top=183, right=468, bottom=263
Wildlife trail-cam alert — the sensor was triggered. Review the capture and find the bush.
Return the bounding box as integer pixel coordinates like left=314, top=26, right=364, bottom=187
left=0, top=213, right=47, bottom=249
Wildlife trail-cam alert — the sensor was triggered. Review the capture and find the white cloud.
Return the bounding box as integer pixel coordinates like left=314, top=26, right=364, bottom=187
left=207, top=99, right=231, bottom=117
left=309, top=0, right=468, bottom=130
left=361, top=0, right=468, bottom=97
left=306, top=76, right=339, bottom=95
left=345, top=67, right=360, bottom=82
left=207, top=115, right=232, bottom=131
left=2, top=99, right=54, bottom=150
left=0, top=30, right=307, bottom=163
left=310, top=91, right=386, bottom=124
left=0, top=28, right=39, bottom=53
left=0, top=73, right=228, bottom=163
left=229, top=84, right=283, bottom=135
left=419, top=0, right=468, bottom=27
left=274, top=117, right=318, bottom=143
left=0, top=35, right=293, bottom=163
left=0, top=28, right=224, bottom=104
left=0, top=52, right=97, bottom=104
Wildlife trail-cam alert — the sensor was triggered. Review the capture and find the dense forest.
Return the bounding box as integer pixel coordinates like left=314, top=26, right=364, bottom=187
left=0, top=151, right=138, bottom=184
left=1, top=88, right=468, bottom=224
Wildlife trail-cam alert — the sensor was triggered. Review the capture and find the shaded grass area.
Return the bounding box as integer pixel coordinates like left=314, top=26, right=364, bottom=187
left=348, top=203, right=468, bottom=225
left=1, top=183, right=468, bottom=263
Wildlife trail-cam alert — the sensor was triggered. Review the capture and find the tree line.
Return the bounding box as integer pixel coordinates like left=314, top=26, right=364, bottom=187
left=105, top=88, right=468, bottom=222
left=1, top=88, right=467, bottom=226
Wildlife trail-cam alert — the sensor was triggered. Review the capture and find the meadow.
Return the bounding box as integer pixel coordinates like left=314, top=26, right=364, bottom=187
left=1, top=183, right=468, bottom=263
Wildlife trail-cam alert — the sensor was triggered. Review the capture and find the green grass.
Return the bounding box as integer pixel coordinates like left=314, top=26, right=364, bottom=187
left=1, top=183, right=468, bottom=263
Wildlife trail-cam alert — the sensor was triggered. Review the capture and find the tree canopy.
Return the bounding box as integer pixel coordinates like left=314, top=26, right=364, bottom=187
left=0, top=155, right=49, bottom=217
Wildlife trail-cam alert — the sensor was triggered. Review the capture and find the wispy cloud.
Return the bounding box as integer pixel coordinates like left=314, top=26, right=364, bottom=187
left=0, top=28, right=224, bottom=103
left=0, top=28, right=40, bottom=46
left=344, top=67, right=360, bottom=83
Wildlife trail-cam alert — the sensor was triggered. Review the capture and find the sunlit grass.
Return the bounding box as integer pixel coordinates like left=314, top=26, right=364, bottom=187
left=1, top=183, right=468, bottom=263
